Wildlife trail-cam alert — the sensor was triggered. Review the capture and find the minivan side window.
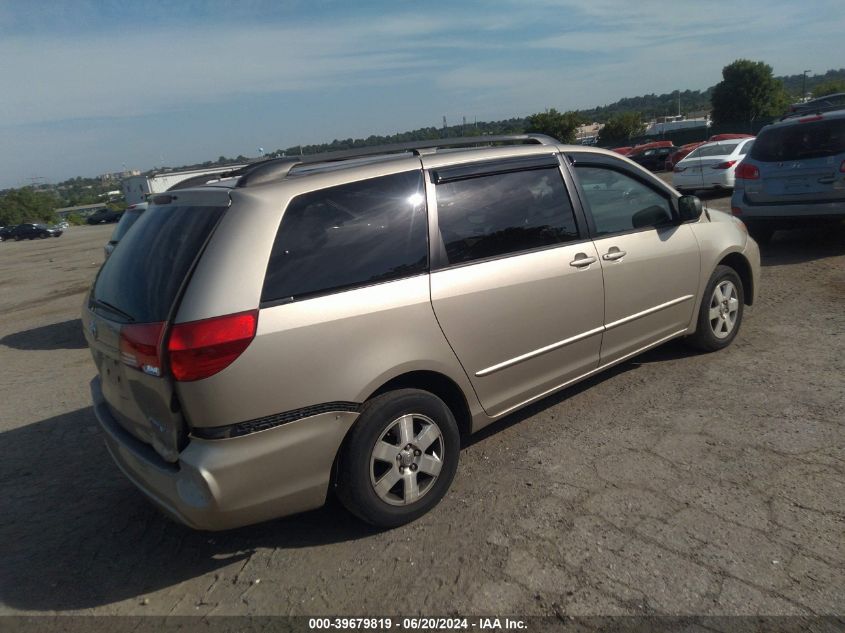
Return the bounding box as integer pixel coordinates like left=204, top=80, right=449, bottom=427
left=434, top=168, right=579, bottom=265
left=262, top=171, right=427, bottom=304
left=574, top=165, right=674, bottom=236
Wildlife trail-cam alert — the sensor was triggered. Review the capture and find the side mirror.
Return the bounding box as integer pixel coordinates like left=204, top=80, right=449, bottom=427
left=678, top=195, right=703, bottom=222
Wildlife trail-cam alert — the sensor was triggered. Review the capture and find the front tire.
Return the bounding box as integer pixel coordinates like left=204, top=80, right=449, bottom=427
left=336, top=389, right=460, bottom=528
left=687, top=265, right=744, bottom=352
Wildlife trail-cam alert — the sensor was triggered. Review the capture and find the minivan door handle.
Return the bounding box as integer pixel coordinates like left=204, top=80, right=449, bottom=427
left=602, top=247, right=627, bottom=261
left=569, top=253, right=597, bottom=268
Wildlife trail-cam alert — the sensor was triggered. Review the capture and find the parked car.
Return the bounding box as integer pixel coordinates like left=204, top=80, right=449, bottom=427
left=665, top=142, right=705, bottom=171
left=628, top=144, right=678, bottom=171
left=708, top=133, right=754, bottom=142
left=7, top=223, right=63, bottom=240
left=673, top=138, right=755, bottom=193
left=611, top=146, right=633, bottom=156
left=0, top=225, right=16, bottom=241
left=731, top=108, right=845, bottom=243
left=104, top=203, right=148, bottom=259
left=86, top=209, right=123, bottom=225
left=83, top=134, right=760, bottom=530
left=786, top=92, right=845, bottom=118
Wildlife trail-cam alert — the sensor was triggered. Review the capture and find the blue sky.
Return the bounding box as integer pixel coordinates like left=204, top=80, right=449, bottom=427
left=1, top=0, right=843, bottom=188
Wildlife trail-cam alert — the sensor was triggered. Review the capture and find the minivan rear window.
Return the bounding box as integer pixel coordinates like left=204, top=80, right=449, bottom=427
left=751, top=118, right=845, bottom=162
left=109, top=208, right=145, bottom=242
left=94, top=205, right=226, bottom=323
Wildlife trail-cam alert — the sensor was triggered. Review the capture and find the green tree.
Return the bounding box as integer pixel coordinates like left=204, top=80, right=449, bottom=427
left=711, top=59, right=789, bottom=126
left=812, top=80, right=845, bottom=97
left=597, top=112, right=646, bottom=144
left=0, top=187, right=60, bottom=226
left=525, top=108, right=582, bottom=143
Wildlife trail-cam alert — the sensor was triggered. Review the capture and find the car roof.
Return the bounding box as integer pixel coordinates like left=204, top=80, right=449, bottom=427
left=774, top=107, right=845, bottom=127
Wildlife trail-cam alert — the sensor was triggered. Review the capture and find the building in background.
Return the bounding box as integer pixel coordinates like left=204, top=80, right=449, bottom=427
left=121, top=165, right=246, bottom=205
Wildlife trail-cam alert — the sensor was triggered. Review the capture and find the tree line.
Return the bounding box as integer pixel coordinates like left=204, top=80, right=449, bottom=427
left=2, top=62, right=843, bottom=227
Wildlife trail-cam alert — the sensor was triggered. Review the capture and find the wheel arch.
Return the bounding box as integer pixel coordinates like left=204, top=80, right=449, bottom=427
left=717, top=251, right=755, bottom=306
left=365, top=370, right=473, bottom=440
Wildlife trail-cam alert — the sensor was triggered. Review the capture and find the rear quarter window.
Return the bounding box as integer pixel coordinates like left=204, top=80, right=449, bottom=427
left=262, top=170, right=428, bottom=304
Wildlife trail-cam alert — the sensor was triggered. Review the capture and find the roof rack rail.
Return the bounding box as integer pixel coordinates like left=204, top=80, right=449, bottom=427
left=165, top=162, right=265, bottom=191
left=780, top=94, right=845, bottom=121
left=235, top=134, right=558, bottom=188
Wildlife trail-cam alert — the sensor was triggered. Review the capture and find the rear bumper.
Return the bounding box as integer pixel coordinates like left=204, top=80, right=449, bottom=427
left=674, top=171, right=733, bottom=190
left=91, top=377, right=357, bottom=530
left=731, top=192, right=845, bottom=219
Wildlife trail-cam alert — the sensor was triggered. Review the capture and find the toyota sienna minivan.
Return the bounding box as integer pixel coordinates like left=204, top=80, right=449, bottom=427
left=83, top=135, right=760, bottom=530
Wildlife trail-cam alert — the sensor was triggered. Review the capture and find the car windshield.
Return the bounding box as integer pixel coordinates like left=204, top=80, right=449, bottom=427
left=751, top=117, right=845, bottom=161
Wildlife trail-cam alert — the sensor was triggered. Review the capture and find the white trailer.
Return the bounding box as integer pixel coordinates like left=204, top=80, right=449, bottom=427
left=122, top=165, right=247, bottom=205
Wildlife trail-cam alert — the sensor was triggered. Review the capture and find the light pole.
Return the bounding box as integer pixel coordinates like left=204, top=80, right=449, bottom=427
left=802, top=70, right=811, bottom=100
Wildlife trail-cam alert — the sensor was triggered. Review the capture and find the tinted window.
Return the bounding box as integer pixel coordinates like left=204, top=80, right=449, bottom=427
left=94, top=205, right=226, bottom=323
left=751, top=118, right=845, bottom=162
left=110, top=208, right=145, bottom=242
left=262, top=171, right=427, bottom=303
left=739, top=141, right=753, bottom=155
left=435, top=168, right=578, bottom=265
left=575, top=166, right=674, bottom=235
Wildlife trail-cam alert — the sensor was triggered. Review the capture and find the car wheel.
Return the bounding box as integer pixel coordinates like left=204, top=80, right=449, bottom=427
left=687, top=265, right=744, bottom=352
left=14, top=235, right=21, bottom=241
left=336, top=388, right=460, bottom=528
left=39, top=233, right=47, bottom=239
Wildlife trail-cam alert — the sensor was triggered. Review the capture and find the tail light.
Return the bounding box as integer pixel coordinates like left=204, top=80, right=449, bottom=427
left=120, top=322, right=166, bottom=376
left=167, top=310, right=258, bottom=382
left=712, top=160, right=737, bottom=170
left=840, top=160, right=845, bottom=173
left=735, top=163, right=760, bottom=180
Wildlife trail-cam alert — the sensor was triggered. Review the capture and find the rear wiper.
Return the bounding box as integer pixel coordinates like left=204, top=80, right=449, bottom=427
left=90, top=297, right=135, bottom=323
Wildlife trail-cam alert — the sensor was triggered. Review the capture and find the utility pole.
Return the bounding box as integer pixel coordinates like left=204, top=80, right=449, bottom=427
left=802, top=70, right=811, bottom=100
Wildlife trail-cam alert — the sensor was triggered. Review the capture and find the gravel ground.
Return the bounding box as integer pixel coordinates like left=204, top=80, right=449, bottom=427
left=1, top=194, right=843, bottom=617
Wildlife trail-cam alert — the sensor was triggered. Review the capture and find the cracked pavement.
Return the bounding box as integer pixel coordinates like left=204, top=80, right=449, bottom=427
left=1, top=201, right=843, bottom=616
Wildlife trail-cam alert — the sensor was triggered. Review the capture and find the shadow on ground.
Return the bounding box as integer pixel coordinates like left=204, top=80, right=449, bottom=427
left=0, top=407, right=378, bottom=611
left=0, top=336, right=696, bottom=612
left=760, top=221, right=845, bottom=267
left=1, top=319, right=87, bottom=350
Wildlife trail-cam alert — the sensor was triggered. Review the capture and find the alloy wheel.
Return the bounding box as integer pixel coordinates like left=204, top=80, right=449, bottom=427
left=369, top=413, right=444, bottom=506
left=708, top=280, right=739, bottom=339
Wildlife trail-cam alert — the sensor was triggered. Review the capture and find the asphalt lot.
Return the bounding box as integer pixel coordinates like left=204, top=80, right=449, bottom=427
left=1, top=188, right=843, bottom=617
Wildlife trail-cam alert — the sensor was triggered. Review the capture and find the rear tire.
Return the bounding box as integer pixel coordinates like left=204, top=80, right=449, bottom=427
left=687, top=265, right=744, bottom=352
left=336, top=389, right=460, bottom=528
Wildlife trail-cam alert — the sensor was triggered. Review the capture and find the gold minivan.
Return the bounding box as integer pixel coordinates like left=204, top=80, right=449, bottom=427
left=82, top=135, right=760, bottom=530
